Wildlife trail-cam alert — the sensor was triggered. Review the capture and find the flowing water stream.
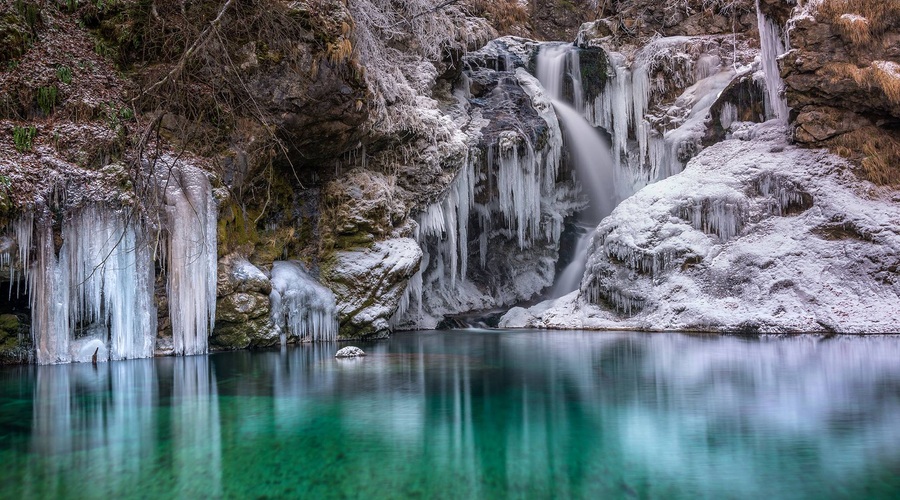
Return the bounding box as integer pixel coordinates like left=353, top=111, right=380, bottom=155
left=535, top=44, right=619, bottom=296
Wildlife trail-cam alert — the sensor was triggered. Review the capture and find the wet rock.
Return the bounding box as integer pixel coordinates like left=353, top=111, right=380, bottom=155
left=335, top=346, right=366, bottom=358
left=212, top=255, right=277, bottom=349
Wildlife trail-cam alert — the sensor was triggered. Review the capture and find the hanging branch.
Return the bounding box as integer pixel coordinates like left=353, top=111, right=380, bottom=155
left=136, top=0, right=235, bottom=101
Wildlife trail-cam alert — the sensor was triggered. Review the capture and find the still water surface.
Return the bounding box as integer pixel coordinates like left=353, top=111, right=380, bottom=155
left=1, top=330, right=900, bottom=498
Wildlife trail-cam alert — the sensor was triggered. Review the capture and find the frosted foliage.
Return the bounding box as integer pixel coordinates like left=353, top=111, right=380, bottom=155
left=756, top=0, right=790, bottom=122
left=23, top=208, right=156, bottom=365
left=349, top=0, right=461, bottom=122
left=269, top=261, right=338, bottom=343
left=162, top=164, right=217, bottom=356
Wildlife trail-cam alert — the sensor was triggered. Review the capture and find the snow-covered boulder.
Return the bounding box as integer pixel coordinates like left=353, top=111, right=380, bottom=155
left=504, top=122, right=900, bottom=333
left=212, top=255, right=277, bottom=350
left=325, top=238, right=422, bottom=338
left=335, top=346, right=366, bottom=358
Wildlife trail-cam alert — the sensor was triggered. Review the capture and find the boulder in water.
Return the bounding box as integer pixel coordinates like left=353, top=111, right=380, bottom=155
left=335, top=346, right=366, bottom=358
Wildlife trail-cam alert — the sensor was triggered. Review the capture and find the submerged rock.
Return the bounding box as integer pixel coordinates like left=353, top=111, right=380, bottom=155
left=335, top=346, right=366, bottom=358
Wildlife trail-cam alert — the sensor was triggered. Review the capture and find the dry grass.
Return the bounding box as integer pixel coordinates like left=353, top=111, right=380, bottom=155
left=465, top=0, right=529, bottom=36
left=824, top=62, right=900, bottom=106
left=831, top=126, right=900, bottom=186
left=817, top=0, right=900, bottom=48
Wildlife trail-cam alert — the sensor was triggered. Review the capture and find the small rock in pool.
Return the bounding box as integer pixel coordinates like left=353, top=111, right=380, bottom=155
left=335, top=346, right=366, bottom=358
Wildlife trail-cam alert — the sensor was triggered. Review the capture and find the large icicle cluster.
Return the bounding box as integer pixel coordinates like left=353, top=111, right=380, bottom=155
left=15, top=208, right=156, bottom=365
left=575, top=32, right=756, bottom=187
left=161, top=163, right=218, bottom=356
left=269, top=261, right=338, bottom=343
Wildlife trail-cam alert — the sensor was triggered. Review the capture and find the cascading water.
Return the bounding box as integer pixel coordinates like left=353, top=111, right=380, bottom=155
left=535, top=44, right=619, bottom=296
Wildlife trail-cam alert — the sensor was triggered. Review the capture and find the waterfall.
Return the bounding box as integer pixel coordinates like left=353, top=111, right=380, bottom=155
left=535, top=44, right=618, bottom=296
left=756, top=0, right=790, bottom=123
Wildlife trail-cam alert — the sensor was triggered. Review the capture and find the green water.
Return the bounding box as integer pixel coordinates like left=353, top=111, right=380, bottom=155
left=2, top=330, right=900, bottom=499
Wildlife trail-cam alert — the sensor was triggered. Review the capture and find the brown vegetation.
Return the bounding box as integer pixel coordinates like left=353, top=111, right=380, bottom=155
left=831, top=126, right=900, bottom=186
left=817, top=0, right=900, bottom=48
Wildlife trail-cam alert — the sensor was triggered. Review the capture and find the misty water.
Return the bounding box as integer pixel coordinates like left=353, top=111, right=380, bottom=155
left=2, top=330, right=900, bottom=498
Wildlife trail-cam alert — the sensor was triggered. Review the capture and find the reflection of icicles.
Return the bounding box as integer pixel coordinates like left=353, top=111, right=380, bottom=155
left=28, top=361, right=158, bottom=498
left=269, top=261, right=338, bottom=343
left=160, top=162, right=217, bottom=356
left=172, top=356, right=222, bottom=498
left=756, top=0, right=790, bottom=122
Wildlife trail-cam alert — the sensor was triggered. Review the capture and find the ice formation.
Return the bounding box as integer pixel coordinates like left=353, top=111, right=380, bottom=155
left=501, top=122, right=900, bottom=333
left=397, top=62, right=573, bottom=328
left=269, top=261, right=338, bottom=344
left=160, top=163, right=218, bottom=356
left=18, top=208, right=156, bottom=365
left=534, top=44, right=619, bottom=295
left=756, top=0, right=791, bottom=123
left=574, top=34, right=749, bottom=184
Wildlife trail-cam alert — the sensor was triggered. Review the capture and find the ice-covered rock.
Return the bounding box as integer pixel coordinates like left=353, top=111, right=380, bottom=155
left=334, top=346, right=366, bottom=358
left=394, top=42, right=582, bottom=329
left=326, top=238, right=422, bottom=338
left=503, top=122, right=900, bottom=333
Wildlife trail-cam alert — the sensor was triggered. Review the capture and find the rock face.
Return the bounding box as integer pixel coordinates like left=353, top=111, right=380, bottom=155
left=211, top=254, right=277, bottom=350
left=502, top=122, right=900, bottom=333
left=323, top=238, right=422, bottom=338
left=781, top=1, right=900, bottom=185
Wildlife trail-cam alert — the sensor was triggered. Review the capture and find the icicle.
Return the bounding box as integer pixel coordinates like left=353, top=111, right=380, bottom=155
left=160, top=161, right=217, bottom=356
left=25, top=208, right=157, bottom=365
left=677, top=197, right=746, bottom=241
left=269, top=261, right=338, bottom=343
left=756, top=0, right=790, bottom=123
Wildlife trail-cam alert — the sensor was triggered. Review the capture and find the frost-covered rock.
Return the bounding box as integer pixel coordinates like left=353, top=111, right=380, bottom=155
left=325, top=238, right=422, bottom=338
left=504, top=122, right=900, bottom=333
left=394, top=40, right=582, bottom=329
left=334, top=346, right=366, bottom=358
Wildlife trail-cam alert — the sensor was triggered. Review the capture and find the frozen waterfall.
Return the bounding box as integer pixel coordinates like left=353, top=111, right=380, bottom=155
left=269, top=261, right=339, bottom=344
left=22, top=208, right=156, bottom=365
left=756, top=0, right=791, bottom=123
left=161, top=163, right=218, bottom=356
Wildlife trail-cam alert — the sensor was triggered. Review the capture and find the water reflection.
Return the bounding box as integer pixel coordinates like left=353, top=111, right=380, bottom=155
left=1, top=332, right=899, bottom=498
